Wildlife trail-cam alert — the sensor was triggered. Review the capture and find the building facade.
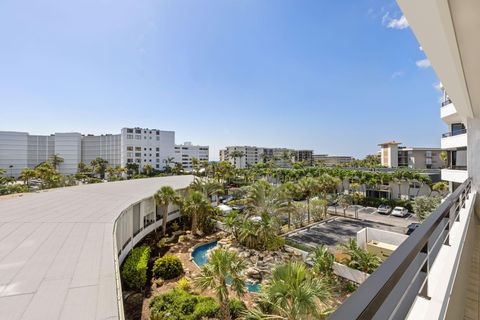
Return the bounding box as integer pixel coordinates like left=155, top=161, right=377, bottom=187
left=378, top=141, right=442, bottom=169
left=0, top=127, right=208, bottom=177
left=313, top=154, right=355, bottom=165
left=174, top=142, right=209, bottom=171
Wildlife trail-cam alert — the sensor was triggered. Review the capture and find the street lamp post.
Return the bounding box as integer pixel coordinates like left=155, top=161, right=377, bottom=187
left=8, top=165, right=13, bottom=178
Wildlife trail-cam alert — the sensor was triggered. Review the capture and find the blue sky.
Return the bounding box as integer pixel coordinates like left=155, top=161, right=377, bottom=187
left=0, top=0, right=444, bottom=160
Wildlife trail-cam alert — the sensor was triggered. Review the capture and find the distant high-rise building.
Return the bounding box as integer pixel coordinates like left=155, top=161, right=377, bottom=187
left=0, top=127, right=208, bottom=177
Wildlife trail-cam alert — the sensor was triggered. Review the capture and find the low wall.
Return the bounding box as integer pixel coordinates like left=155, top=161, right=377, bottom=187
left=333, top=262, right=369, bottom=284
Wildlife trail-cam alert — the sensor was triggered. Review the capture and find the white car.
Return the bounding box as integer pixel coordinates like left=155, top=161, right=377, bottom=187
left=391, top=206, right=409, bottom=217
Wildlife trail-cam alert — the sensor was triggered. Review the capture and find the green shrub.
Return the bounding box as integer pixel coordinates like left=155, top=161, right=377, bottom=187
left=176, top=277, right=191, bottom=291
left=121, top=245, right=151, bottom=290
left=228, top=298, right=246, bottom=319
left=153, top=254, right=184, bottom=280
left=266, top=236, right=285, bottom=251
left=149, top=289, right=219, bottom=320
left=285, top=239, right=313, bottom=252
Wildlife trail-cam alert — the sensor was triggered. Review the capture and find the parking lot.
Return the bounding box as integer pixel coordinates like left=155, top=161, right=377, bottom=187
left=327, top=205, right=418, bottom=229
left=284, top=205, right=419, bottom=251
left=285, top=217, right=409, bottom=250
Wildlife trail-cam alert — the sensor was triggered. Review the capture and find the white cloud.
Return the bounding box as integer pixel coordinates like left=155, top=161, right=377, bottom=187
left=388, top=15, right=409, bottom=29
left=433, top=82, right=442, bottom=91
left=416, top=59, right=431, bottom=68
left=382, top=12, right=409, bottom=30
left=419, top=46, right=423, bottom=51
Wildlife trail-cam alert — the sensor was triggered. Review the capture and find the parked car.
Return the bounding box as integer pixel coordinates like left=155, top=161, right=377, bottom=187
left=391, top=206, right=409, bottom=217
left=406, top=223, right=421, bottom=235
left=377, top=205, right=392, bottom=215
left=221, top=195, right=235, bottom=204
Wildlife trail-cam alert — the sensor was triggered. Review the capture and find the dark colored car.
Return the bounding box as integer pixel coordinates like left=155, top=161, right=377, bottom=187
left=406, top=223, right=421, bottom=235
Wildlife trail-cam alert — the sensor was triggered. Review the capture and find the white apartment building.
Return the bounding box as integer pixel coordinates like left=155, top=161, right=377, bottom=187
left=219, top=146, right=264, bottom=168
left=121, top=128, right=175, bottom=171
left=0, top=127, right=208, bottom=177
left=439, top=86, right=468, bottom=186
left=174, top=142, right=209, bottom=171
left=378, top=141, right=442, bottom=169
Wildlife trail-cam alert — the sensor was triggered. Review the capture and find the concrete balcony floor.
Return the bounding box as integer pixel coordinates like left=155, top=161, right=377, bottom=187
left=465, top=231, right=480, bottom=320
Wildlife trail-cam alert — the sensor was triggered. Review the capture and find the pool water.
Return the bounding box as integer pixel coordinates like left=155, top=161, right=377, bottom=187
left=192, top=241, right=261, bottom=293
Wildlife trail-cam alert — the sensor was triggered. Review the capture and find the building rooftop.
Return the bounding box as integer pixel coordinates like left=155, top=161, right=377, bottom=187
left=378, top=141, right=402, bottom=146
left=0, top=175, right=194, bottom=320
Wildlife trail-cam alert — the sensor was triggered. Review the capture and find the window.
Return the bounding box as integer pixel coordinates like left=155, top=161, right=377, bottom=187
left=127, top=152, right=133, bottom=157
left=127, top=134, right=133, bottom=139
left=144, top=153, right=147, bottom=156
left=135, top=153, right=141, bottom=157
left=156, top=130, right=160, bottom=135
left=156, top=147, right=159, bottom=151
left=135, top=135, right=141, bottom=140
left=156, top=136, right=160, bottom=141
left=127, top=146, right=133, bottom=151
left=127, top=158, right=133, bottom=163
left=135, top=147, right=141, bottom=151
left=426, top=151, right=432, bottom=157
left=156, top=164, right=159, bottom=169
left=127, top=129, right=133, bottom=133
left=135, top=129, right=141, bottom=134
left=156, top=159, right=160, bottom=163
left=156, top=153, right=159, bottom=157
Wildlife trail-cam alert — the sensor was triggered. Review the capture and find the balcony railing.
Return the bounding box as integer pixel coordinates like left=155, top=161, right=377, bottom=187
left=442, top=129, right=467, bottom=138
left=441, top=98, right=452, bottom=107
left=445, top=165, right=468, bottom=170
left=329, top=178, right=472, bottom=320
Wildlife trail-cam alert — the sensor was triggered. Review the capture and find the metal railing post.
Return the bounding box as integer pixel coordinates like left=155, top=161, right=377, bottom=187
left=419, top=242, right=431, bottom=300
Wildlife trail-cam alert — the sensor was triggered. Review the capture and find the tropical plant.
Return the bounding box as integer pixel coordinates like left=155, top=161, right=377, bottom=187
left=339, top=239, right=381, bottom=273
left=149, top=289, right=219, bottom=320
left=121, top=245, right=151, bottom=290
left=181, top=190, right=212, bottom=234
left=143, top=163, right=154, bottom=176
left=19, top=168, right=37, bottom=188
left=189, top=178, right=224, bottom=203
left=412, top=195, right=441, bottom=221
left=310, top=245, right=334, bottom=276
left=35, top=162, right=62, bottom=189
left=153, top=254, right=184, bottom=280
left=154, top=186, right=181, bottom=235
left=90, top=157, right=109, bottom=179
left=431, top=181, right=449, bottom=196
left=245, top=261, right=331, bottom=320
left=176, top=277, right=191, bottom=291
left=194, top=248, right=247, bottom=320
left=296, top=177, right=319, bottom=224
left=49, top=154, right=64, bottom=170
left=337, top=194, right=353, bottom=217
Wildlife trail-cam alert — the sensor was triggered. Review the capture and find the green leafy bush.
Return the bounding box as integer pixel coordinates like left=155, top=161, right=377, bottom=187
left=149, top=289, right=219, bottom=320
left=121, top=245, right=151, bottom=290
left=176, top=277, right=191, bottom=291
left=228, top=298, right=246, bottom=319
left=358, top=197, right=413, bottom=212
left=266, top=236, right=285, bottom=251
left=153, top=254, right=184, bottom=279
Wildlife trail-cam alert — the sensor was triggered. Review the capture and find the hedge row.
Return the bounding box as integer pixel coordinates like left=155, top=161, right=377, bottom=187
left=121, top=245, right=151, bottom=290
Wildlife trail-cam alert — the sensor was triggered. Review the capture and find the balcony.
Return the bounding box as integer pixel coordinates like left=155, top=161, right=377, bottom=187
left=442, top=168, right=468, bottom=183
left=441, top=129, right=467, bottom=149
left=330, top=179, right=477, bottom=319
left=440, top=101, right=460, bottom=123
left=441, top=98, right=452, bottom=107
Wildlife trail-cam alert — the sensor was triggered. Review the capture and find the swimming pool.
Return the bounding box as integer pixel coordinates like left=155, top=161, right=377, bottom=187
left=191, top=241, right=261, bottom=293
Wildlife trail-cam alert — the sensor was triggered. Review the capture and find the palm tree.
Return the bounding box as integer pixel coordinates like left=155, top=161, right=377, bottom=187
left=297, top=177, right=319, bottom=224
left=19, top=168, right=37, bottom=188
left=191, top=157, right=200, bottom=175
left=189, top=178, right=224, bottom=203
left=182, top=190, right=210, bottom=234
left=278, top=182, right=297, bottom=230
left=244, top=180, right=286, bottom=219
left=230, top=151, right=245, bottom=168
left=143, top=163, right=154, bottom=176
left=194, top=248, right=247, bottom=320
left=154, top=186, right=181, bottom=235
left=90, top=157, right=108, bottom=179
left=246, top=262, right=331, bottom=320
left=49, top=154, right=64, bottom=171
left=339, top=239, right=381, bottom=273
left=77, top=162, right=90, bottom=174
left=163, top=156, right=175, bottom=173
left=171, top=162, right=184, bottom=175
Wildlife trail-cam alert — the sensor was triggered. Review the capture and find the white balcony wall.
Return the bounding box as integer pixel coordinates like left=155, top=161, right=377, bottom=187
left=441, top=169, right=468, bottom=183
left=440, top=102, right=461, bottom=124
left=441, top=133, right=467, bottom=149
